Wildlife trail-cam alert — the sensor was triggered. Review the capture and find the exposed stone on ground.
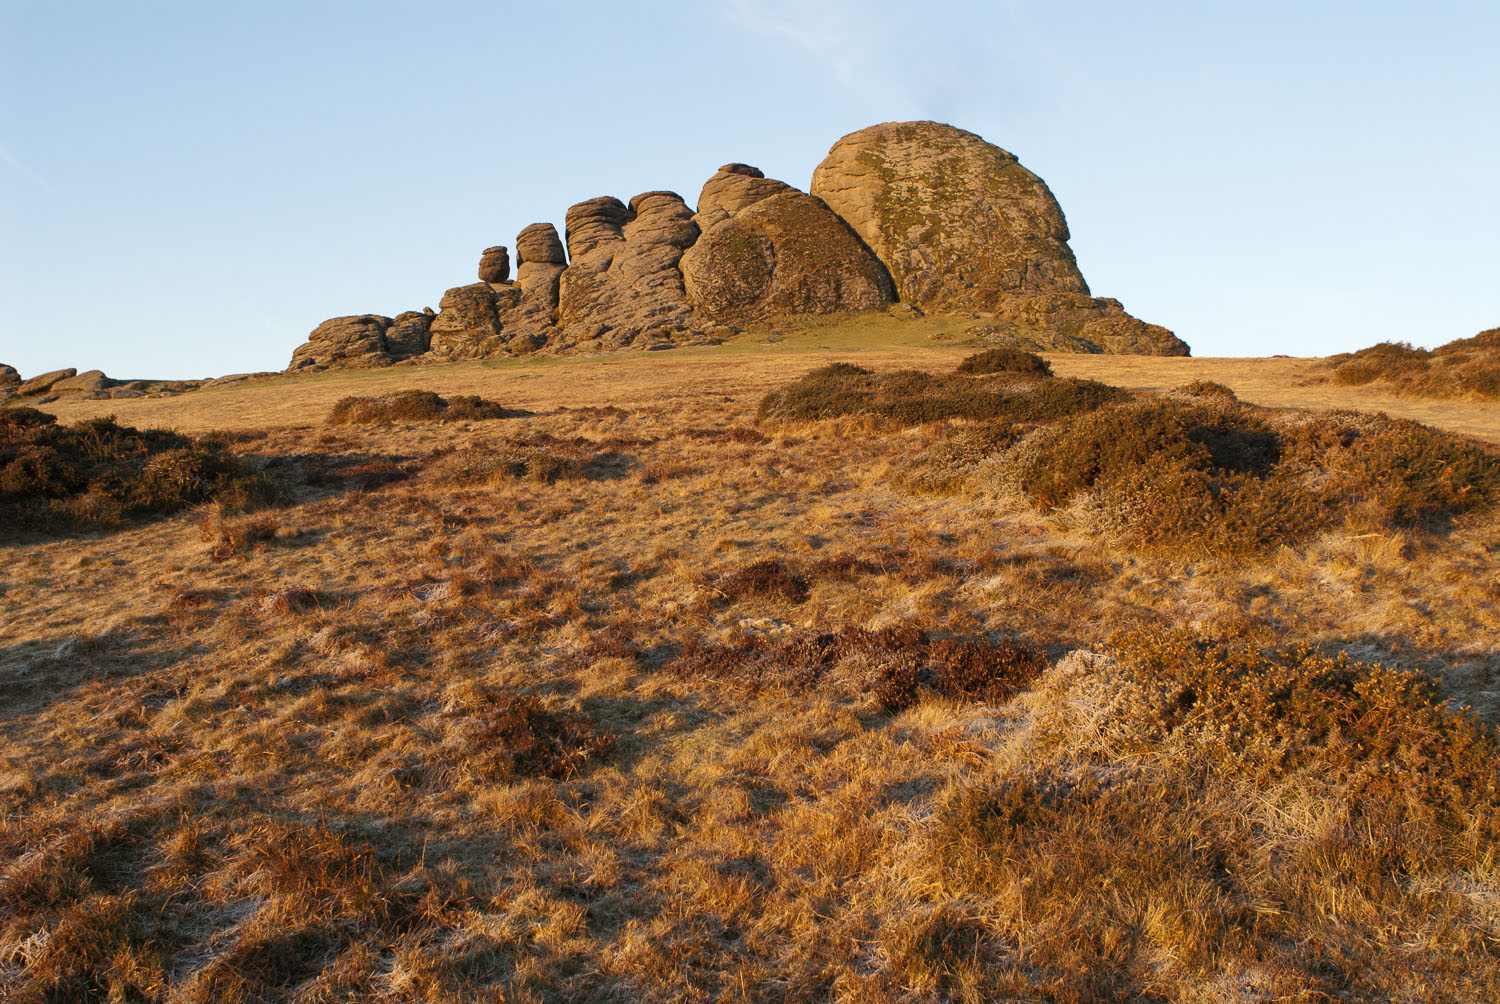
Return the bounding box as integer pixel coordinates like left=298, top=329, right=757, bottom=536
left=0, top=364, right=19, bottom=387
left=680, top=165, right=894, bottom=323
left=109, top=388, right=146, bottom=399
left=556, top=192, right=703, bottom=350
left=17, top=368, right=76, bottom=396
left=811, top=120, right=1187, bottom=356
left=51, top=370, right=113, bottom=394
left=478, top=246, right=511, bottom=284
left=202, top=372, right=278, bottom=389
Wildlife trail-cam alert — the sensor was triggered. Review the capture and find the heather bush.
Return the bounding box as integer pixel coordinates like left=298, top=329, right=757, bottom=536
left=756, top=363, right=1126, bottom=425
left=0, top=408, right=280, bottom=538
left=956, top=348, right=1052, bottom=377
left=327, top=390, right=519, bottom=424
left=1329, top=328, right=1500, bottom=399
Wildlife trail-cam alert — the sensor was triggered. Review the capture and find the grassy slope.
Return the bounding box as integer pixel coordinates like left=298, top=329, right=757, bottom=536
left=4, top=316, right=1500, bottom=1001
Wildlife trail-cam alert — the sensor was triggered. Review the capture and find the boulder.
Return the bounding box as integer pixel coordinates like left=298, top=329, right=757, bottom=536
left=692, top=163, right=796, bottom=229
left=17, top=368, right=76, bottom=396
left=478, top=246, right=511, bottom=284
left=556, top=192, right=701, bottom=349
left=385, top=309, right=435, bottom=359
left=515, top=222, right=567, bottom=315
left=516, top=222, right=566, bottom=265
left=680, top=166, right=894, bottom=323
left=288, top=315, right=394, bottom=371
left=0, top=364, right=19, bottom=387
left=51, top=369, right=113, bottom=394
left=811, top=121, right=1188, bottom=355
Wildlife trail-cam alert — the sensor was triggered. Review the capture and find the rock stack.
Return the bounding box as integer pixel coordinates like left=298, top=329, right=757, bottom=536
left=284, top=120, right=1187, bottom=370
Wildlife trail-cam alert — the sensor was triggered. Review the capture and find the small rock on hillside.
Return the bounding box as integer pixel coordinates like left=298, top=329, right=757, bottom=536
left=812, top=121, right=1187, bottom=356
left=17, top=368, right=77, bottom=396
left=680, top=165, right=894, bottom=323
left=555, top=192, right=704, bottom=350
left=0, top=364, right=20, bottom=388
left=50, top=370, right=113, bottom=394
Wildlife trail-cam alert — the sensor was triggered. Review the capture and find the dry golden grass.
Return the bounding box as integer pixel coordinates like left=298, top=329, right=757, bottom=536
left=5, top=316, right=1500, bottom=1001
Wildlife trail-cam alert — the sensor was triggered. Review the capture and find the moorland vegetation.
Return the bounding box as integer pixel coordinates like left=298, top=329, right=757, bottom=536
left=3, top=342, right=1499, bottom=1002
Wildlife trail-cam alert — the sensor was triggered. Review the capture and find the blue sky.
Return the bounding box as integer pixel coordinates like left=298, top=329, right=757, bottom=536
left=2, top=1, right=1496, bottom=378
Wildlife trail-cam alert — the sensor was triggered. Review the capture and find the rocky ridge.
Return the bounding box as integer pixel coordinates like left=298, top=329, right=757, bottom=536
left=281, top=121, right=1186, bottom=370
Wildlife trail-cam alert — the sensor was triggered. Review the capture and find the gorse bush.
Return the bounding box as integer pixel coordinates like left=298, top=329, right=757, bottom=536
left=756, top=362, right=1126, bottom=425
left=1, top=407, right=279, bottom=538
left=1330, top=328, right=1500, bottom=399
left=956, top=348, right=1052, bottom=377
left=327, top=390, right=520, bottom=424
left=930, top=630, right=1500, bottom=999
left=895, top=390, right=1500, bottom=556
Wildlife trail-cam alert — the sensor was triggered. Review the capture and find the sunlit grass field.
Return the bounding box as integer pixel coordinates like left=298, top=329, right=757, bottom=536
left=5, top=313, right=1499, bottom=1002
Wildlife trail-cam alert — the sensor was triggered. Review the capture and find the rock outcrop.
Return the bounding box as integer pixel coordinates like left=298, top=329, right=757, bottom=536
left=811, top=121, right=1187, bottom=355
left=288, top=312, right=435, bottom=371
left=0, top=364, right=20, bottom=389
left=515, top=223, right=567, bottom=315
left=478, top=246, right=511, bottom=284
left=555, top=193, right=703, bottom=350
left=680, top=165, right=894, bottom=323
left=283, top=120, right=1188, bottom=370
left=17, top=368, right=77, bottom=396
left=51, top=370, right=113, bottom=394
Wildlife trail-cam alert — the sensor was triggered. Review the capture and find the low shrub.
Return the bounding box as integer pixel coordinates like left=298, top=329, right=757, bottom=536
left=717, top=559, right=809, bottom=604
left=670, top=625, right=1047, bottom=709
left=1, top=408, right=280, bottom=538
left=1329, top=328, right=1500, bottom=399
left=327, top=390, right=519, bottom=424
left=466, top=694, right=613, bottom=782
left=956, top=348, right=1052, bottom=377
left=930, top=630, right=1500, bottom=997
left=426, top=436, right=605, bottom=486
left=899, top=392, right=1500, bottom=556
left=756, top=363, right=1126, bottom=426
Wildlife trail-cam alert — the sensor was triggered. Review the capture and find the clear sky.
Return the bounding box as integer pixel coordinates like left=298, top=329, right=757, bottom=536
left=2, top=1, right=1496, bottom=378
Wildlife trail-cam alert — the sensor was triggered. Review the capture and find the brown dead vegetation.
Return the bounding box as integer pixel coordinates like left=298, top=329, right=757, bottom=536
left=3, top=336, right=1499, bottom=1002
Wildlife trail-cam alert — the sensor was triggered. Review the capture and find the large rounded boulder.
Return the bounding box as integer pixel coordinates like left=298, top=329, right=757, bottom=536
left=812, top=121, right=1187, bottom=355
left=681, top=165, right=894, bottom=323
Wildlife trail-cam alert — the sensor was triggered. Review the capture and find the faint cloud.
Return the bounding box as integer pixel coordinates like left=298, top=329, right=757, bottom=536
left=725, top=0, right=908, bottom=109
left=214, top=285, right=280, bottom=332
left=0, top=143, right=58, bottom=195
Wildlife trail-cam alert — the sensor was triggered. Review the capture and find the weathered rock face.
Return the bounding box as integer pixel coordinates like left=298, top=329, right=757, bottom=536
left=811, top=121, right=1187, bottom=355
left=51, top=370, right=113, bottom=394
left=289, top=315, right=392, bottom=370
left=556, top=192, right=701, bottom=349
left=17, top=368, right=77, bottom=396
left=515, top=222, right=567, bottom=315
left=693, top=164, right=796, bottom=229
left=427, top=283, right=550, bottom=359
left=0, top=364, right=20, bottom=388
left=680, top=165, right=894, bottom=323
left=385, top=309, right=435, bottom=359
left=478, top=246, right=511, bottom=284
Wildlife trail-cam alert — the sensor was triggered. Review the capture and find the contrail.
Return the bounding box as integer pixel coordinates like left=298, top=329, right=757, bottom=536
left=0, top=143, right=58, bottom=196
